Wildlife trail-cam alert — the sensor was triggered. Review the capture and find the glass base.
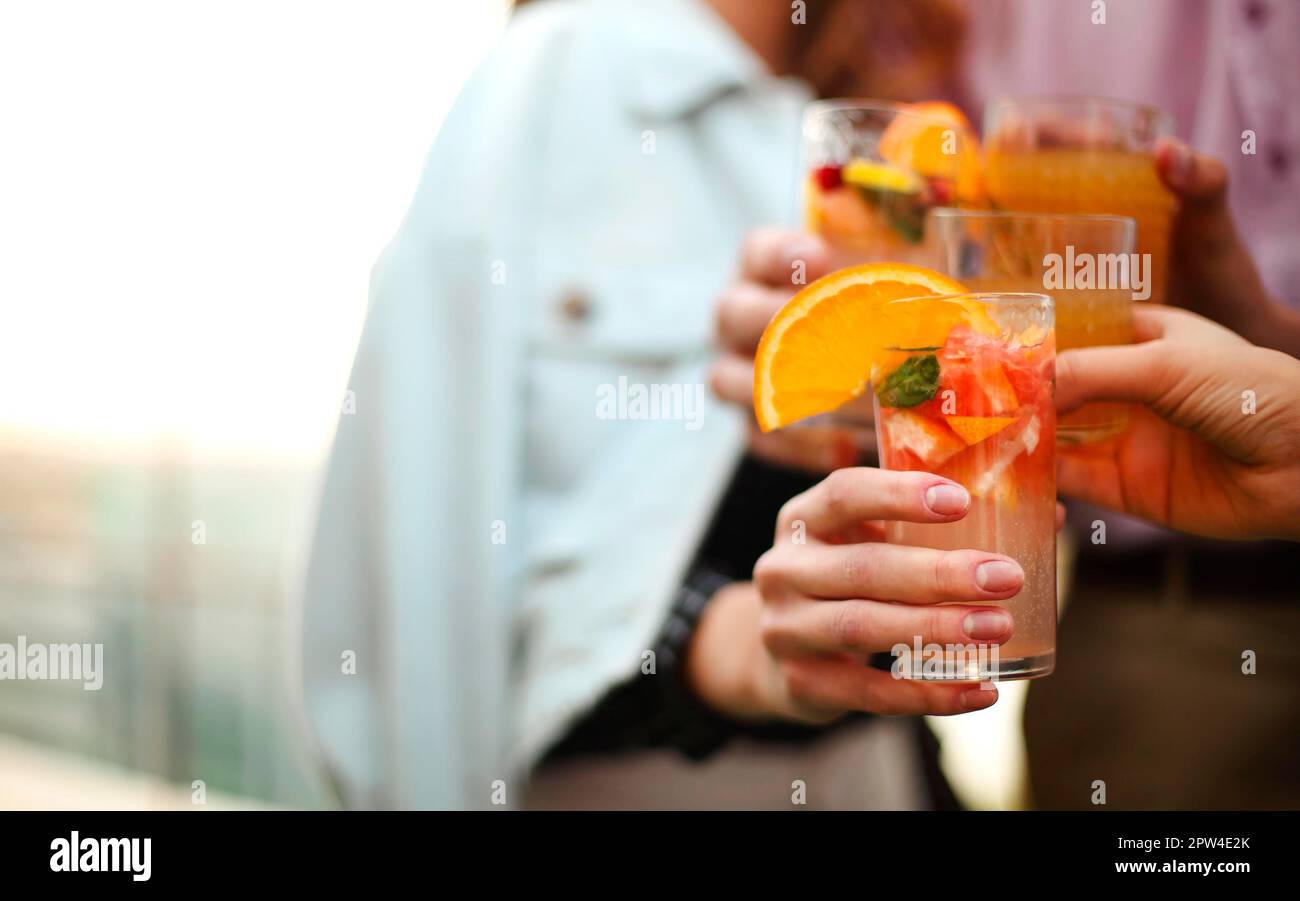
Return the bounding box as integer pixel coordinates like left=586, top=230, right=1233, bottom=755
left=1056, top=402, right=1129, bottom=446
left=868, top=651, right=1055, bottom=682
left=1056, top=423, right=1124, bottom=446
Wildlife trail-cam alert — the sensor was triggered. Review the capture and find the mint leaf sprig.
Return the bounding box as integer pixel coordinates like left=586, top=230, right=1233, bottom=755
left=875, top=353, right=940, bottom=408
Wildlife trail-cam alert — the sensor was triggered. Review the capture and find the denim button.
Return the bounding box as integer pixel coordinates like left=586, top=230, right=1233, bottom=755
left=557, top=288, right=593, bottom=323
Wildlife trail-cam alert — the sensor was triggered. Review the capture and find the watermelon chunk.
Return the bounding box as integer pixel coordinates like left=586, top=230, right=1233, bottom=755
left=939, top=324, right=1023, bottom=415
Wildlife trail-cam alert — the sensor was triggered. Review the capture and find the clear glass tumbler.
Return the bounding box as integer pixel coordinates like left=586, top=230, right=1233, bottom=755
left=983, top=95, right=1177, bottom=305
left=871, top=292, right=1056, bottom=681
left=925, top=208, right=1136, bottom=444
left=803, top=99, right=979, bottom=270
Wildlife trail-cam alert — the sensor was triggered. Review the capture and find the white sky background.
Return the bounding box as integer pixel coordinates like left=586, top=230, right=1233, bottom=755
left=0, top=0, right=508, bottom=462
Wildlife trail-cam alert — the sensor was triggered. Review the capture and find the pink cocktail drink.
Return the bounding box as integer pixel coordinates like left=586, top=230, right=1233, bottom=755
left=872, top=293, right=1056, bottom=680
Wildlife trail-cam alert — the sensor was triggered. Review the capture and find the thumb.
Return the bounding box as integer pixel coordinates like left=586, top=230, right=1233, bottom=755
left=1154, top=137, right=1240, bottom=259
left=1057, top=337, right=1283, bottom=467
left=1154, top=136, right=1227, bottom=206
left=1055, top=342, right=1173, bottom=413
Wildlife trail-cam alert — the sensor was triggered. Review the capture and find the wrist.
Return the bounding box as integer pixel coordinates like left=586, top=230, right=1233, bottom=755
left=684, top=581, right=771, bottom=721
left=1257, top=302, right=1300, bottom=358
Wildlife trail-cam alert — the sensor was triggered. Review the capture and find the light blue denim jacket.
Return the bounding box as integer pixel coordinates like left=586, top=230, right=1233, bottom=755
left=302, top=0, right=810, bottom=808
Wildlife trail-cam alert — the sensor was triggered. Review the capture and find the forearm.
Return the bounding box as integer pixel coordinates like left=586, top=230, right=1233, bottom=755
left=543, top=455, right=835, bottom=762
left=542, top=577, right=837, bottom=764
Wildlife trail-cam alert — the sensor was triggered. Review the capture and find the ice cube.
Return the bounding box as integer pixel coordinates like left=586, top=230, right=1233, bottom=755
left=972, top=413, right=1039, bottom=497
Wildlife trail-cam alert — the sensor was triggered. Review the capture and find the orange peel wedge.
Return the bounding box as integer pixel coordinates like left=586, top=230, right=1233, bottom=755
left=753, top=263, right=995, bottom=432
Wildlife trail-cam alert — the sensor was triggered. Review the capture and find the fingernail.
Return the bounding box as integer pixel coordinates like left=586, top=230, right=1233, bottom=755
left=975, top=560, right=1023, bottom=592
left=963, top=610, right=1012, bottom=641
left=785, top=237, right=822, bottom=264
left=1169, top=140, right=1193, bottom=188
left=924, top=483, right=969, bottom=516
left=960, top=687, right=997, bottom=710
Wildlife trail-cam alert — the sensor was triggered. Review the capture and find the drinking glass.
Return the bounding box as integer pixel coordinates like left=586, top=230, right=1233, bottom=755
left=983, top=95, right=1177, bottom=305
left=871, top=292, right=1056, bottom=681
left=803, top=99, right=978, bottom=269
left=925, top=208, right=1136, bottom=443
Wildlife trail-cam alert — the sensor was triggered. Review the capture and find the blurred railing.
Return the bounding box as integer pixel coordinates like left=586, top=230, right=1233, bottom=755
left=0, top=434, right=332, bottom=808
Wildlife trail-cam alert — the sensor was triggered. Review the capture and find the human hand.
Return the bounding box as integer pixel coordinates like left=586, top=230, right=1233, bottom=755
left=709, top=228, right=863, bottom=472
left=684, top=467, right=1028, bottom=724
left=1056, top=305, right=1300, bottom=541
left=1154, top=136, right=1300, bottom=356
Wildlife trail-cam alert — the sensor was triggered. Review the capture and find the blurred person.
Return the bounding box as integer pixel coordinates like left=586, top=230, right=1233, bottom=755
left=302, top=0, right=985, bottom=811
left=963, top=0, right=1300, bottom=809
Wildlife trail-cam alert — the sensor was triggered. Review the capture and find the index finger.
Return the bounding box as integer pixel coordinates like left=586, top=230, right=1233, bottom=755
left=739, top=228, right=831, bottom=287
left=1130, top=304, right=1247, bottom=345
left=777, top=467, right=970, bottom=541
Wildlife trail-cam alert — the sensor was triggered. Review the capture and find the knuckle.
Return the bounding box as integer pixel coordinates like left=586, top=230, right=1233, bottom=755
left=775, top=497, right=801, bottom=534
left=829, top=603, right=870, bottom=650
left=822, top=469, right=857, bottom=517
left=868, top=696, right=903, bottom=716
left=757, top=607, right=784, bottom=652
left=741, top=228, right=779, bottom=269
left=752, top=549, right=787, bottom=598
left=781, top=666, right=814, bottom=704
left=706, top=362, right=724, bottom=396
left=839, top=545, right=871, bottom=591
left=889, top=470, right=922, bottom=510
left=852, top=679, right=893, bottom=715
left=709, top=361, right=743, bottom=404
left=930, top=552, right=956, bottom=598
left=711, top=298, right=727, bottom=339
left=935, top=548, right=967, bottom=598
left=713, top=289, right=739, bottom=338
left=924, top=607, right=951, bottom=644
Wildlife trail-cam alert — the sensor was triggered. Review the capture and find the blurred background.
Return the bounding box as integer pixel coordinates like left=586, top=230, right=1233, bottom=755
left=0, top=0, right=509, bottom=808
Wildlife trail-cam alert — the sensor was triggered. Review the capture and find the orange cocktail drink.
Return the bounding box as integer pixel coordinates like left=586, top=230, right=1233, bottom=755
left=983, top=96, right=1176, bottom=306
left=803, top=100, right=981, bottom=270
left=925, top=208, right=1137, bottom=443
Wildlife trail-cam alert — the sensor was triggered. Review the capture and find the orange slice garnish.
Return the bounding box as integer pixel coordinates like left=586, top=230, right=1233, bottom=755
left=879, top=101, right=984, bottom=204
left=754, top=263, right=991, bottom=432
left=945, top=415, right=1017, bottom=446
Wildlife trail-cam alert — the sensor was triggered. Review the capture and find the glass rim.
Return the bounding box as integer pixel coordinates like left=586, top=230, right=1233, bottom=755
left=925, top=207, right=1138, bottom=243
left=803, top=97, right=972, bottom=129
left=894, top=290, right=1054, bottom=310
left=804, top=97, right=907, bottom=116
left=986, top=93, right=1175, bottom=130
left=926, top=207, right=1135, bottom=228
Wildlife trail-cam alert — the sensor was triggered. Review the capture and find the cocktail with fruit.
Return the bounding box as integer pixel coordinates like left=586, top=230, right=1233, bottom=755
left=871, top=294, right=1056, bottom=679
left=754, top=264, right=1056, bottom=681
left=803, top=101, right=982, bottom=268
